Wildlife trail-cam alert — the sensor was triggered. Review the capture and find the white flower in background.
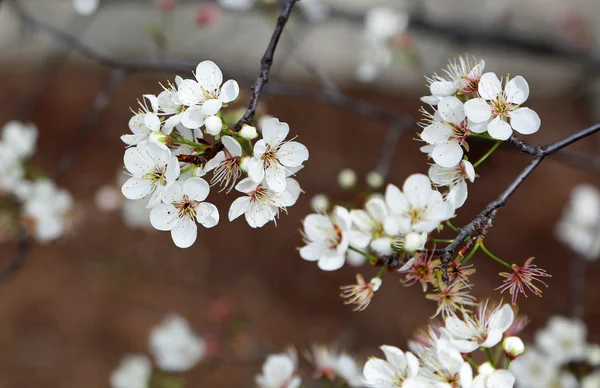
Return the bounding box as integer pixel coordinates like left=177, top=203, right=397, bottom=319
left=464, top=72, right=541, bottom=140
left=122, top=198, right=153, bottom=229
left=149, top=314, right=206, bottom=372
left=121, top=95, right=165, bottom=147
left=350, top=197, right=394, bottom=255
left=217, top=0, right=255, bottom=11
left=2, top=121, right=37, bottom=159
left=307, top=346, right=362, bottom=386
left=429, top=160, right=475, bottom=209
left=299, top=206, right=352, bottom=271
left=21, top=179, right=73, bottom=243
left=95, top=185, right=122, bottom=211
left=535, top=315, right=587, bottom=365
left=247, top=118, right=309, bottom=193
left=121, top=143, right=180, bottom=208
left=364, top=7, right=408, bottom=41
left=204, top=135, right=242, bottom=193
left=256, top=348, right=301, bottom=388
left=73, top=0, right=100, bottom=16
left=340, top=275, right=382, bottom=311
left=156, top=78, right=190, bottom=133
left=588, top=344, right=600, bottom=366
left=509, top=349, right=564, bottom=388
left=582, top=371, right=600, bottom=388
left=150, top=177, right=219, bottom=248
left=421, top=56, right=485, bottom=105
left=384, top=174, right=454, bottom=234
left=0, top=143, right=24, bottom=193
left=421, top=339, right=473, bottom=386
left=556, top=184, right=600, bottom=260
left=366, top=171, right=384, bottom=189
left=228, top=176, right=301, bottom=228
left=109, top=354, right=151, bottom=388
left=362, top=345, right=422, bottom=387
left=310, top=193, right=330, bottom=213
left=297, top=0, right=330, bottom=22
left=356, top=41, right=393, bottom=83
left=336, top=353, right=364, bottom=387
left=420, top=96, right=484, bottom=168
left=177, top=60, right=239, bottom=128
left=471, top=370, right=516, bottom=388
left=338, top=168, right=357, bottom=189
left=444, top=302, right=514, bottom=353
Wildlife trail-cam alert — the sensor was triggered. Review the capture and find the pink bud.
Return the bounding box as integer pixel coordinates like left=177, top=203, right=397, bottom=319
left=195, top=5, right=219, bottom=27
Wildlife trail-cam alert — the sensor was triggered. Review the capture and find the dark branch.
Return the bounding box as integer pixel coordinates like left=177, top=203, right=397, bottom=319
left=234, top=0, right=299, bottom=130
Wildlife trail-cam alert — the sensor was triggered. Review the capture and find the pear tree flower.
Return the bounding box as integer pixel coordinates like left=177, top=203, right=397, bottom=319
left=2, top=121, right=38, bottom=159
left=299, top=206, right=352, bottom=271
left=362, top=345, right=423, bottom=387
left=149, top=314, right=206, bottom=372
left=204, top=135, right=242, bottom=193
left=421, top=56, right=485, bottom=105
left=350, top=197, right=394, bottom=255
left=429, top=159, right=476, bottom=209
left=255, top=348, right=301, bottom=388
left=73, top=0, right=100, bottom=16
left=340, top=274, right=382, bottom=311
left=247, top=118, right=309, bottom=193
left=177, top=60, right=239, bottom=128
left=444, top=302, right=515, bottom=353
left=109, top=354, right=151, bottom=388
left=503, top=336, right=525, bottom=359
left=470, top=370, right=516, bottom=388
left=464, top=72, right=541, bottom=140
left=149, top=177, right=219, bottom=248
left=121, top=143, right=180, bottom=208
left=384, top=174, right=455, bottom=234
left=307, top=346, right=363, bottom=386
left=228, top=176, right=301, bottom=228
left=121, top=95, right=164, bottom=147
left=420, top=339, right=473, bottom=386
left=535, top=315, right=587, bottom=365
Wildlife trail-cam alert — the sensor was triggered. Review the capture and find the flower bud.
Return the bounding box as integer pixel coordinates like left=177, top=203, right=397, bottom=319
left=588, top=344, right=600, bottom=366
left=338, top=169, right=357, bottom=189
left=240, top=156, right=251, bottom=172
left=205, top=115, right=223, bottom=136
left=503, top=336, right=525, bottom=359
left=195, top=5, right=218, bottom=26
left=369, top=277, right=382, bottom=292
left=478, top=361, right=495, bottom=376
left=366, top=171, right=384, bottom=189
left=404, top=232, right=424, bottom=253
left=310, top=194, right=330, bottom=213
left=149, top=131, right=170, bottom=145
left=240, top=124, right=258, bottom=140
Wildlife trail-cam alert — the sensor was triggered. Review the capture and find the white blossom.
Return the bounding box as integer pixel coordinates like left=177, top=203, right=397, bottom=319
left=421, top=56, right=485, bottom=105
left=149, top=314, right=206, bottom=372
left=2, top=121, right=37, bottom=159
left=420, top=339, right=473, bottom=386
left=509, top=349, right=563, bottom=388
left=177, top=60, right=239, bottom=128
left=255, top=348, right=301, bottom=388
left=109, top=354, right=151, bottom=388
left=429, top=160, right=475, bottom=209
left=121, top=95, right=166, bottom=147
left=444, top=302, right=514, bottom=353
left=470, top=370, right=516, bottom=388
left=217, top=0, right=255, bottom=11
left=362, top=345, right=423, bottom=387
left=556, top=184, right=600, bottom=260
left=308, top=346, right=363, bottom=386
left=535, top=315, right=588, bottom=365
left=73, top=0, right=100, bottom=16
left=240, top=124, right=258, bottom=140
left=338, top=168, right=357, bottom=189
left=121, top=143, right=180, bottom=208
left=204, top=115, right=223, bottom=136
left=503, top=336, right=525, bottom=359
left=228, top=176, right=301, bottom=228
left=299, top=206, right=351, bottom=271
left=310, top=193, right=330, bottom=212
left=350, top=197, right=394, bottom=256
left=95, top=185, right=122, bottom=211
left=464, top=72, right=540, bottom=140
left=149, top=177, right=219, bottom=248
left=384, top=174, right=454, bottom=234
left=247, top=118, right=309, bottom=193
left=366, top=171, right=384, bottom=189
left=582, top=371, right=600, bottom=388
left=204, top=135, right=242, bottom=192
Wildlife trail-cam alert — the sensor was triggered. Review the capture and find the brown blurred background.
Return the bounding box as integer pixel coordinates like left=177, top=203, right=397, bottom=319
left=1, top=0, right=600, bottom=387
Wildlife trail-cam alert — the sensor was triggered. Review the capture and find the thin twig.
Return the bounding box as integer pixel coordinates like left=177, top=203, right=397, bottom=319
left=0, top=226, right=28, bottom=285
left=234, top=0, right=299, bottom=130
left=53, top=68, right=127, bottom=179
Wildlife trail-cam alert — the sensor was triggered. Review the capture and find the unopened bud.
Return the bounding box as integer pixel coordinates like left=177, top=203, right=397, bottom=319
left=503, top=336, right=525, bottom=359
left=149, top=131, right=170, bottom=145
left=310, top=194, right=330, bottom=212
left=195, top=5, right=218, bottom=26
left=338, top=169, right=357, bottom=189
left=366, top=171, right=384, bottom=189
left=205, top=115, right=223, bottom=136
left=588, top=344, right=600, bottom=366
left=240, top=124, right=258, bottom=140
left=369, top=277, right=382, bottom=292
left=240, top=156, right=251, bottom=172
left=404, top=232, right=424, bottom=252
left=478, top=361, right=495, bottom=376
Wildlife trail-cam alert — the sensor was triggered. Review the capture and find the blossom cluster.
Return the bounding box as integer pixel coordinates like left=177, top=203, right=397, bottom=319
left=0, top=121, right=73, bottom=243
left=110, top=314, right=206, bottom=388
left=120, top=60, right=309, bottom=248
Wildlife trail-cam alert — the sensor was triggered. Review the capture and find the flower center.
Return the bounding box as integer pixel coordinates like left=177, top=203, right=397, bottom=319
left=176, top=196, right=198, bottom=219
left=144, top=166, right=168, bottom=187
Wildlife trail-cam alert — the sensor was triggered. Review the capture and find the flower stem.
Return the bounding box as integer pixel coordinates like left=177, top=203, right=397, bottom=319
left=376, top=265, right=387, bottom=279
left=479, top=243, right=511, bottom=269
left=461, top=241, right=480, bottom=265
left=485, top=347, right=496, bottom=368
left=473, top=141, right=501, bottom=168
left=505, top=358, right=512, bottom=369
left=467, top=357, right=478, bottom=369
left=348, top=246, right=378, bottom=264
left=431, top=238, right=454, bottom=244
left=171, top=134, right=207, bottom=150
left=445, top=221, right=459, bottom=232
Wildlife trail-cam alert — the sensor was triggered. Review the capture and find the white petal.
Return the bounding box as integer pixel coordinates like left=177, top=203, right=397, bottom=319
left=432, top=142, right=463, bottom=168
left=247, top=158, right=265, bottom=184
left=366, top=197, right=388, bottom=222
left=262, top=118, right=289, bottom=146
left=201, top=99, right=223, bottom=116
left=165, top=157, right=180, bottom=182
left=300, top=242, right=327, bottom=261
left=402, top=174, right=433, bottom=209
left=177, top=79, right=202, bottom=106
left=430, top=80, right=457, bottom=97
left=228, top=196, right=250, bottom=221
left=509, top=107, right=540, bottom=135
left=204, top=151, right=226, bottom=172
left=448, top=181, right=468, bottom=209
left=464, top=98, right=492, bottom=123
left=487, top=116, right=513, bottom=140
left=438, top=96, right=466, bottom=124
left=235, top=177, right=259, bottom=193
left=505, top=75, right=529, bottom=105
left=123, top=146, right=151, bottom=175
left=488, top=304, right=515, bottom=333
left=196, top=202, right=219, bottom=228
left=121, top=177, right=153, bottom=199
left=467, top=119, right=489, bottom=134
left=150, top=204, right=179, bottom=231
left=420, top=122, right=453, bottom=145
left=163, top=181, right=185, bottom=204
left=265, top=165, right=287, bottom=193
left=318, top=255, right=345, bottom=271
left=181, top=106, right=206, bottom=129
left=219, top=80, right=239, bottom=103
left=385, top=184, right=409, bottom=214
left=222, top=135, right=242, bottom=157
left=183, top=177, right=210, bottom=202
left=144, top=113, right=161, bottom=132
left=171, top=217, right=197, bottom=248
left=478, top=72, right=502, bottom=100
left=195, top=60, right=223, bottom=92
left=277, top=141, right=309, bottom=167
